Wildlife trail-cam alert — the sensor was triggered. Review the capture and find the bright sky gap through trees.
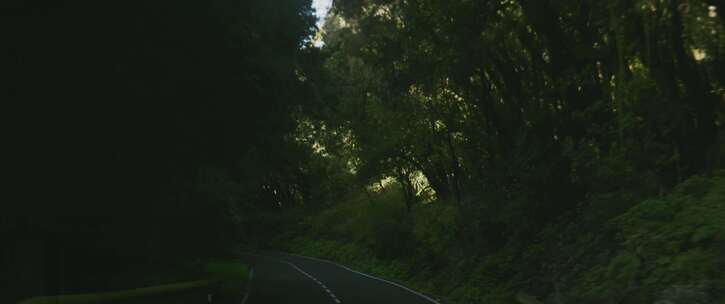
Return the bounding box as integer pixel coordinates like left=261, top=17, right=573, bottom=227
left=313, top=0, right=332, bottom=26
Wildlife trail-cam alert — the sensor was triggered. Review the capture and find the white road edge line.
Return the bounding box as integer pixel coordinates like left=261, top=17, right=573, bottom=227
left=240, top=267, right=255, bottom=304
left=284, top=252, right=440, bottom=304
left=282, top=261, right=342, bottom=304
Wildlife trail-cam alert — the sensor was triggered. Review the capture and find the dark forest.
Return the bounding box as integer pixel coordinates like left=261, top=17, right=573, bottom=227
left=3, top=0, right=725, bottom=303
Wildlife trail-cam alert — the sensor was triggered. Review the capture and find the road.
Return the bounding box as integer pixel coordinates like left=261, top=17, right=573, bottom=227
left=240, top=252, right=439, bottom=304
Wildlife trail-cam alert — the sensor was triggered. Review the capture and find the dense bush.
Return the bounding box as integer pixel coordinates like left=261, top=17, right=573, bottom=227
left=284, top=171, right=725, bottom=303
left=560, top=171, right=724, bottom=303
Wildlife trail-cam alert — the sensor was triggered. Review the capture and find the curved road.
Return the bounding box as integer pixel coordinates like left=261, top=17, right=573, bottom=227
left=240, top=252, right=439, bottom=304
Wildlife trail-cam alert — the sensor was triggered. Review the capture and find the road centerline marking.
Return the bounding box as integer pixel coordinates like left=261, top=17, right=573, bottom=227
left=282, top=261, right=342, bottom=304
left=282, top=252, right=440, bottom=304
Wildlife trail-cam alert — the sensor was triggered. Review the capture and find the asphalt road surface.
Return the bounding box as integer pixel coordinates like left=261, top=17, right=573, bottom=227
left=240, top=252, right=439, bottom=304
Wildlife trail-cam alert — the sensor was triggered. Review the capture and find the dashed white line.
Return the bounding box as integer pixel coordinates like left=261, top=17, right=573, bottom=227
left=283, top=261, right=342, bottom=304
left=245, top=252, right=442, bottom=303
left=283, top=253, right=440, bottom=304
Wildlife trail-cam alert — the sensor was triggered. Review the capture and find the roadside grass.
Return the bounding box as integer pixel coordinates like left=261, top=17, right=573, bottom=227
left=284, top=171, right=725, bottom=303
left=203, top=260, right=250, bottom=293
left=16, top=260, right=250, bottom=304
left=16, top=280, right=214, bottom=304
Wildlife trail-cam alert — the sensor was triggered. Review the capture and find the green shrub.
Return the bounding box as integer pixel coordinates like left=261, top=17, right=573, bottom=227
left=203, top=261, right=249, bottom=293
left=571, top=171, right=725, bottom=301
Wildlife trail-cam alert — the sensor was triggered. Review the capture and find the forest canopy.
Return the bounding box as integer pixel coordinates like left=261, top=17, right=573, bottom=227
left=3, top=0, right=725, bottom=303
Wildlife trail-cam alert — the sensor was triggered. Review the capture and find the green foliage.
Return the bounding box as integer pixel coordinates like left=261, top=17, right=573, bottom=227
left=412, top=203, right=458, bottom=258
left=568, top=171, right=725, bottom=302
left=5, top=0, right=316, bottom=300
left=203, top=261, right=249, bottom=282
left=287, top=0, right=725, bottom=301
left=203, top=260, right=250, bottom=294
left=366, top=190, right=414, bottom=258
left=16, top=280, right=215, bottom=304
left=285, top=169, right=725, bottom=303
left=9, top=0, right=725, bottom=301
